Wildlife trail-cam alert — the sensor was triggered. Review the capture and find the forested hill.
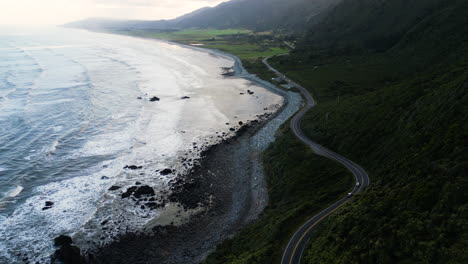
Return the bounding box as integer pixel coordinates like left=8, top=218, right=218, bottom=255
left=204, top=0, right=467, bottom=263
left=299, top=0, right=466, bottom=54
left=66, top=0, right=468, bottom=263
left=171, top=0, right=341, bottom=31
left=65, top=0, right=341, bottom=32
left=284, top=0, right=468, bottom=262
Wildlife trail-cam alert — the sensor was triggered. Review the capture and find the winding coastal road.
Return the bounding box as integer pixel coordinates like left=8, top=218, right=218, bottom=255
left=262, top=57, right=370, bottom=264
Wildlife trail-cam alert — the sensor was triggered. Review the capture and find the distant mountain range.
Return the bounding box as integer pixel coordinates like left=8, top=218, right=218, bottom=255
left=65, top=0, right=341, bottom=32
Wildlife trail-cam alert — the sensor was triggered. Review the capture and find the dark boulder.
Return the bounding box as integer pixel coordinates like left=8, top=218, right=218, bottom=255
left=145, top=202, right=164, bottom=210
left=54, top=235, right=73, bottom=247
left=133, top=185, right=155, bottom=198
left=238, top=121, right=244, bottom=125
left=160, top=169, right=173, bottom=175
left=121, top=185, right=154, bottom=199
left=108, top=186, right=121, bottom=191
left=181, top=96, right=190, bottom=99
left=149, top=96, right=160, bottom=102
left=42, top=201, right=54, bottom=210
left=247, top=90, right=255, bottom=95
left=137, top=97, right=142, bottom=100
left=121, top=186, right=138, bottom=199
left=124, top=165, right=142, bottom=170
left=54, top=245, right=83, bottom=264
left=53, top=235, right=85, bottom=264
left=221, top=71, right=235, bottom=77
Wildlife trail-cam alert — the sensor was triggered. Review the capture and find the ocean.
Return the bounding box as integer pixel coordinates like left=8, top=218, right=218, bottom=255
left=0, top=26, right=283, bottom=263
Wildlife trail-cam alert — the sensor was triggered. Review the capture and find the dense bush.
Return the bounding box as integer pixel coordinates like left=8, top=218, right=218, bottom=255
left=204, top=129, right=352, bottom=264
left=207, top=0, right=467, bottom=263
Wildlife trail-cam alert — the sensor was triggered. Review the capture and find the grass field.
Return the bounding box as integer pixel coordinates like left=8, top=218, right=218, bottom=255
left=123, top=28, right=289, bottom=60
left=148, top=28, right=252, bottom=40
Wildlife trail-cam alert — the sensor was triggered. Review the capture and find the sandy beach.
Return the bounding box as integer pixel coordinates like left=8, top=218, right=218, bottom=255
left=0, top=28, right=292, bottom=264
left=49, top=33, right=302, bottom=264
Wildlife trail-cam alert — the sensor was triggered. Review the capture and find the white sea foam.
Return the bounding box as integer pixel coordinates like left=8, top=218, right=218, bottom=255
left=0, top=27, right=283, bottom=263
left=0, top=162, right=119, bottom=263
left=48, top=140, right=60, bottom=154
left=28, top=98, right=76, bottom=106
left=6, top=186, right=23, bottom=198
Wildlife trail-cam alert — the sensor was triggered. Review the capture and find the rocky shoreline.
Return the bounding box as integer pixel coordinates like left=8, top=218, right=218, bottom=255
left=52, top=111, right=277, bottom=264
left=51, top=37, right=302, bottom=264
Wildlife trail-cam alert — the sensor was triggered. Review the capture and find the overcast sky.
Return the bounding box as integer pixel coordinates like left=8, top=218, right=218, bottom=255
left=0, top=0, right=226, bottom=25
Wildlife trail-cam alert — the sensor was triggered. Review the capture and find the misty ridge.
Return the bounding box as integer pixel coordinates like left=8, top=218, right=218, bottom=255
left=65, top=0, right=341, bottom=32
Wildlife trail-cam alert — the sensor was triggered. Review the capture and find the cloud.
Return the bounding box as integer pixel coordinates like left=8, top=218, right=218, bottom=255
left=0, top=0, right=226, bottom=25
left=92, top=0, right=223, bottom=8
left=91, top=0, right=225, bottom=21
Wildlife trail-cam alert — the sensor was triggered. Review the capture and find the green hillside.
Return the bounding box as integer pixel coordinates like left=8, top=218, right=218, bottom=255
left=301, top=0, right=457, bottom=53
left=204, top=130, right=353, bottom=263
left=278, top=0, right=468, bottom=263
left=206, top=0, right=467, bottom=263
left=70, top=0, right=467, bottom=262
